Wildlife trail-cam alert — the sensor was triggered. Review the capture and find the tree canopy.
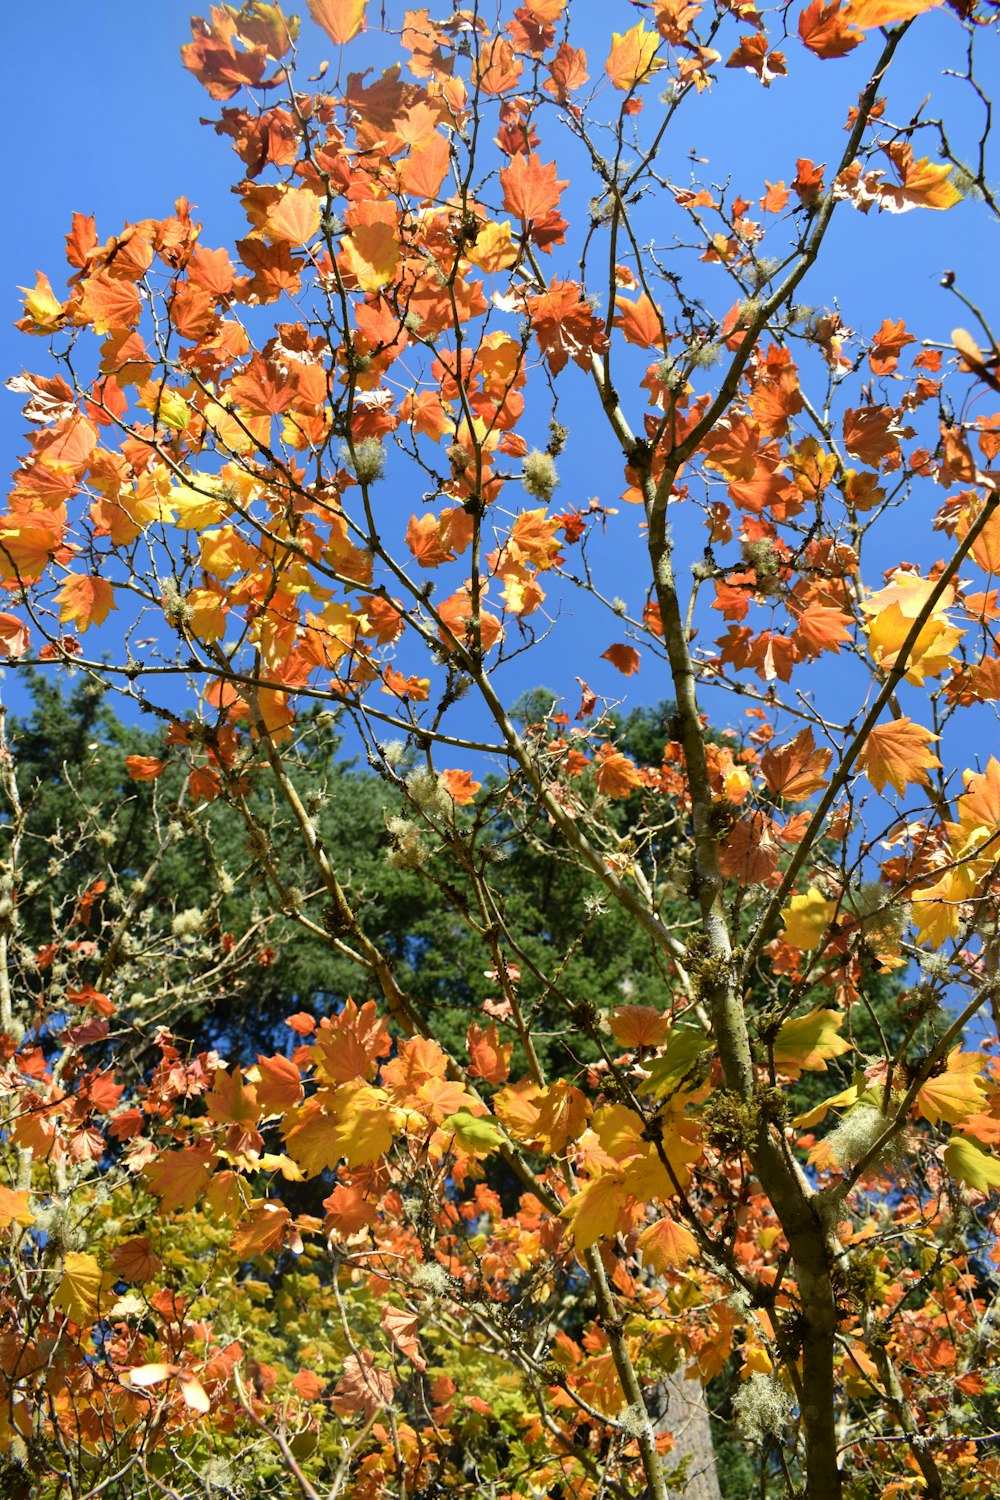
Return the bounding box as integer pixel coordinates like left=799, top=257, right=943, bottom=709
left=1, top=4, right=1000, bottom=1499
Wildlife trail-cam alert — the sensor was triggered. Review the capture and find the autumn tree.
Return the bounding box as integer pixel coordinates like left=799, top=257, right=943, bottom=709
left=2, top=2, right=1000, bottom=1499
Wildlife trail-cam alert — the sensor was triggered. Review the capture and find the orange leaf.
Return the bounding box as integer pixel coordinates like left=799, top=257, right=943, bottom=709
left=125, top=755, right=167, bottom=782
left=265, top=186, right=321, bottom=245
left=605, top=23, right=661, bottom=90
left=467, top=1021, right=513, bottom=1084
left=56, top=575, right=117, bottom=632
left=718, top=812, right=781, bottom=886
left=613, top=294, right=664, bottom=349
left=798, top=1, right=861, bottom=58
left=601, top=643, right=641, bottom=676
left=110, top=1237, right=163, bottom=1283
left=637, top=1215, right=698, bottom=1271
left=500, top=154, right=568, bottom=224
left=440, top=768, right=481, bottom=804
left=608, top=1005, right=669, bottom=1050
left=0, top=613, right=30, bottom=659
left=594, top=744, right=644, bottom=799
left=761, top=729, right=832, bottom=801
left=78, top=273, right=142, bottom=336
left=381, top=1306, right=427, bottom=1370
left=857, top=718, right=940, bottom=796
left=844, top=0, right=941, bottom=27
left=255, top=1053, right=304, bottom=1113
left=308, top=0, right=366, bottom=46
left=400, top=134, right=451, bottom=201
left=332, top=1351, right=394, bottom=1419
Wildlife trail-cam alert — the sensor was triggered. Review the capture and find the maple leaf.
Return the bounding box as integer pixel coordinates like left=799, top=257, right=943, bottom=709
left=144, top=1145, right=216, bottom=1212
left=609, top=1005, right=670, bottom=1050
left=606, top=23, right=662, bottom=90
left=440, top=768, right=481, bottom=804
left=601, top=643, right=641, bottom=676
left=308, top=0, right=367, bottom=47
left=78, top=272, right=142, bottom=337
left=798, top=2, right=861, bottom=59
left=467, top=1021, right=513, bottom=1084
left=594, top=744, right=644, bottom=799
left=18, top=271, right=66, bottom=333
left=561, top=1170, right=632, bottom=1250
left=0, top=1184, right=34, bottom=1230
left=400, top=134, right=451, bottom=201
left=613, top=294, right=664, bottom=348
left=718, top=812, right=781, bottom=886
left=773, top=1008, right=851, bottom=1079
left=858, top=718, right=940, bottom=796
left=332, top=1351, right=395, bottom=1419
left=254, top=1053, right=304, bottom=1113
left=762, top=729, right=832, bottom=801
left=340, top=201, right=401, bottom=293
left=917, top=1050, right=987, bottom=1125
left=264, top=185, right=322, bottom=245
left=323, top=1183, right=378, bottom=1237
left=943, top=1135, right=1000, bottom=1193
left=726, top=35, right=788, bottom=87
left=124, top=755, right=167, bottom=782
left=109, top=1237, right=163, bottom=1283
left=545, top=42, right=589, bottom=102
left=862, top=571, right=964, bottom=684
left=869, top=317, right=916, bottom=375
left=381, top=1307, right=426, bottom=1371
left=781, top=888, right=837, bottom=951
left=442, top=1110, right=505, bottom=1154
left=233, top=1201, right=293, bottom=1257
left=844, top=0, right=941, bottom=22
left=637, top=1215, right=698, bottom=1271
left=0, top=613, right=31, bottom=660
left=500, top=154, right=568, bottom=224
left=879, top=145, right=961, bottom=213
left=56, top=575, right=117, bottom=633
left=53, top=1252, right=110, bottom=1326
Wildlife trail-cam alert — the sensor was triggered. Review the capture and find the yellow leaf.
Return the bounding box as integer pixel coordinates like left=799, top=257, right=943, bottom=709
left=466, top=220, right=517, bottom=273
left=862, top=571, right=964, bottom=684
left=171, top=479, right=232, bottom=531
left=19, top=271, right=65, bottom=332
left=308, top=0, right=366, bottom=46
left=637, top=1215, right=698, bottom=1271
left=265, top=186, right=322, bottom=246
left=780, top=888, right=837, bottom=951
left=54, top=1252, right=109, bottom=1325
left=56, top=575, right=117, bottom=632
left=917, top=1049, right=987, bottom=1125
left=561, top=1171, right=631, bottom=1250
left=605, top=23, right=661, bottom=90
left=858, top=718, right=940, bottom=796
left=773, top=1008, right=851, bottom=1079
left=340, top=203, right=401, bottom=292
left=0, top=1184, right=34, bottom=1230
left=944, top=1135, right=1000, bottom=1193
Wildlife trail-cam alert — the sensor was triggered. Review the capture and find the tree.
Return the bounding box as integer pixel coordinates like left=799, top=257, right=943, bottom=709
left=1, top=3, right=999, bottom=1498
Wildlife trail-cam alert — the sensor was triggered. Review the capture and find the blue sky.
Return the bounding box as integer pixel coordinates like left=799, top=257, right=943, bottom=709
left=0, top=1, right=995, bottom=767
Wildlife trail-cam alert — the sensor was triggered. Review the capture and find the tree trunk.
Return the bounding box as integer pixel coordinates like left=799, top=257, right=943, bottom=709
left=646, top=1371, right=723, bottom=1500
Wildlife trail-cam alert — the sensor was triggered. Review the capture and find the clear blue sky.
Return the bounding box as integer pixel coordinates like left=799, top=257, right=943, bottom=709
left=0, top=2, right=995, bottom=759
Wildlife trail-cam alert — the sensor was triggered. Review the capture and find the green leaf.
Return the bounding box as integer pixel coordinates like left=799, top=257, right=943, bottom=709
left=944, top=1135, right=1000, bottom=1192
left=442, top=1111, right=505, bottom=1154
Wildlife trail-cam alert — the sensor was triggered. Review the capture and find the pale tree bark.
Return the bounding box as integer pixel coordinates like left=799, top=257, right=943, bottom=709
left=646, top=1372, right=722, bottom=1500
